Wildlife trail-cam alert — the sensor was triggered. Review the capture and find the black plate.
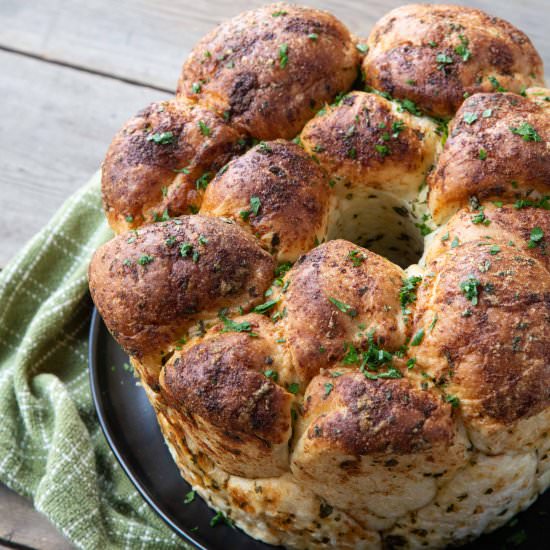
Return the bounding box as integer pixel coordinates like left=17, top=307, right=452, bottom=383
left=89, top=307, right=549, bottom=550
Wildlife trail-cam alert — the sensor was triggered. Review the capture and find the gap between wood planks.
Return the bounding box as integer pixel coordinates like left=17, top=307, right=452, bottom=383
left=0, top=44, right=172, bottom=94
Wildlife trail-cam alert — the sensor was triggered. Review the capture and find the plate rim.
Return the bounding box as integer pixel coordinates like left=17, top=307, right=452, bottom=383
left=88, top=306, right=207, bottom=550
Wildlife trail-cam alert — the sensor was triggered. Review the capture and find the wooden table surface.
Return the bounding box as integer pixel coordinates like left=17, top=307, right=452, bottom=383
left=0, top=0, right=547, bottom=547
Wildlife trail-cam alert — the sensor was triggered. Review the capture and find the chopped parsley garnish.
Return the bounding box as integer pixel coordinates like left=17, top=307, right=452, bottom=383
left=152, top=209, right=170, bottom=222
left=198, top=120, right=211, bottom=136
left=191, top=82, right=201, bottom=93
left=324, top=383, right=334, bottom=396
left=478, top=148, right=487, bottom=160
left=488, top=76, right=506, bottom=92
left=410, top=328, right=425, bottom=346
left=463, top=112, right=477, bottom=124
left=264, top=369, right=279, bottom=381
left=406, top=357, right=417, bottom=369
left=328, top=296, right=357, bottom=317
left=397, top=98, right=422, bottom=116
left=356, top=43, right=369, bottom=53
left=347, top=147, right=357, bottom=159
left=240, top=196, right=261, bottom=221
left=179, top=242, right=193, bottom=257
left=460, top=275, right=481, bottom=305
left=471, top=209, right=490, bottom=226
left=489, top=245, right=501, bottom=255
left=528, top=226, right=544, bottom=248
left=279, top=43, right=289, bottom=68
left=428, top=40, right=437, bottom=47
left=287, top=383, right=300, bottom=394
left=165, top=236, right=177, bottom=247
left=454, top=34, right=471, bottom=61
left=391, top=120, right=405, bottom=137
left=125, top=215, right=134, bottom=223
left=137, top=254, right=154, bottom=265
left=172, top=166, right=190, bottom=174
left=257, top=141, right=272, bottom=154
left=219, top=310, right=255, bottom=335
left=308, top=33, right=318, bottom=41
left=509, top=122, right=541, bottom=142
left=514, top=196, right=550, bottom=209
left=253, top=298, right=280, bottom=314
left=272, top=10, right=287, bottom=16
left=482, top=109, right=493, bottom=118
left=184, top=490, right=196, bottom=504
left=147, top=131, right=175, bottom=145
left=210, top=511, right=233, bottom=528
left=451, top=236, right=460, bottom=248
left=195, top=172, right=212, bottom=190
left=445, top=394, right=460, bottom=408
left=400, top=276, right=422, bottom=315
left=348, top=249, right=366, bottom=266
left=375, top=144, right=390, bottom=156
left=436, top=53, right=453, bottom=66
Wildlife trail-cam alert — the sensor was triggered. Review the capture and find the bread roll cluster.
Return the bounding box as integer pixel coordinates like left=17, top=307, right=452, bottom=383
left=89, top=3, right=549, bottom=548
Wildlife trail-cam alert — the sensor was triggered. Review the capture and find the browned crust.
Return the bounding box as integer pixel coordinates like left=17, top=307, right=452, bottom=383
left=412, top=241, right=550, bottom=427
left=281, top=240, right=406, bottom=384
left=300, top=91, right=435, bottom=186
left=302, top=371, right=456, bottom=456
left=200, top=140, right=332, bottom=261
left=426, top=202, right=550, bottom=270
left=101, top=99, right=245, bottom=233
left=428, top=92, right=550, bottom=222
left=363, top=4, right=544, bottom=118
left=162, top=319, right=292, bottom=443
left=177, top=3, right=359, bottom=139
left=88, top=215, right=275, bottom=357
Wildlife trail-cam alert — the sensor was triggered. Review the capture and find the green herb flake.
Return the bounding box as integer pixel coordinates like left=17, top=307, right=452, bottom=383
left=272, top=10, right=287, bottom=16
left=410, top=328, right=425, bottom=346
left=279, top=43, right=289, bottom=69
left=137, top=254, right=154, bottom=265
left=445, top=394, right=460, bottom=408
left=488, top=76, right=506, bottom=92
left=146, top=131, right=175, bottom=145
left=356, top=43, right=369, bottom=53
left=528, top=226, right=544, bottom=248
left=179, top=242, right=193, bottom=257
left=253, top=298, right=280, bottom=314
left=264, top=369, right=279, bottom=381
left=125, top=215, right=134, bottom=223
left=348, top=249, right=366, bottom=267
left=198, top=120, right=211, bottom=137
left=287, top=382, right=300, bottom=395
left=478, top=148, right=487, bottom=160
left=184, top=490, right=196, bottom=504
left=308, top=33, right=318, bottom=41
left=375, top=144, right=390, bottom=156
left=463, top=112, right=478, bottom=124
left=191, top=82, right=201, bottom=94
left=324, top=383, right=334, bottom=397
left=219, top=310, right=254, bottom=335
left=454, top=34, right=471, bottom=62
left=400, top=276, right=422, bottom=315
left=509, top=122, right=542, bottom=142
left=328, top=296, right=357, bottom=317
left=460, top=275, right=481, bottom=305
left=482, top=109, right=493, bottom=118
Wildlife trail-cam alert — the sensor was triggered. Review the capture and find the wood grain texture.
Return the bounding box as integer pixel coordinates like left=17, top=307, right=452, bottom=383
left=0, top=1, right=548, bottom=546
left=0, top=0, right=548, bottom=91
left=0, top=49, right=170, bottom=266
left=0, top=482, right=74, bottom=549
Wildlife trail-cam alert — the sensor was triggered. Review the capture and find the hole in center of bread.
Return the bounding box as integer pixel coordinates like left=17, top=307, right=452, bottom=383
left=326, top=188, right=426, bottom=268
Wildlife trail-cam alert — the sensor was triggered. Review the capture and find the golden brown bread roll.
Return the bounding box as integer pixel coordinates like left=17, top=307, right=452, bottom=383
left=300, top=91, right=440, bottom=200
left=89, top=3, right=550, bottom=548
left=102, top=99, right=245, bottom=233
left=177, top=3, right=359, bottom=139
left=428, top=90, right=550, bottom=222
left=279, top=240, right=407, bottom=385
left=362, top=4, right=545, bottom=118
left=200, top=140, right=332, bottom=262
left=161, top=314, right=295, bottom=478
left=409, top=242, right=550, bottom=454
left=88, top=215, right=275, bottom=361
left=291, top=371, right=469, bottom=520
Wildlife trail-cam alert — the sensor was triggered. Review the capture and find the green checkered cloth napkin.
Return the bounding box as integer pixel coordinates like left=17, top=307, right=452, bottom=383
left=0, top=172, right=187, bottom=549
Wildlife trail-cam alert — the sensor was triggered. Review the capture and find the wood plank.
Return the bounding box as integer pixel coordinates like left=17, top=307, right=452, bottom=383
left=0, top=0, right=548, bottom=92
left=0, top=482, right=74, bottom=549
left=0, top=49, right=170, bottom=267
